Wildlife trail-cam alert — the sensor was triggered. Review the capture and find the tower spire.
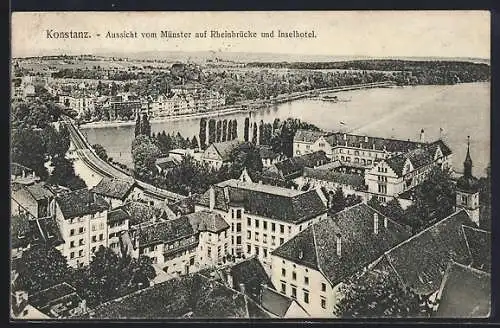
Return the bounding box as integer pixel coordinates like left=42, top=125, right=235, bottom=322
left=464, top=136, right=473, bottom=177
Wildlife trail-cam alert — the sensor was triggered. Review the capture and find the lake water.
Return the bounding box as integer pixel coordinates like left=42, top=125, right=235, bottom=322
left=82, top=82, right=490, bottom=177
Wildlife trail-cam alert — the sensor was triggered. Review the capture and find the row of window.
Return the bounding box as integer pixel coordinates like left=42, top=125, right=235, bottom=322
left=246, top=244, right=270, bottom=258
left=247, top=218, right=291, bottom=235
left=247, top=231, right=285, bottom=246
left=377, top=166, right=389, bottom=173
left=280, top=281, right=327, bottom=309
left=68, top=212, right=103, bottom=224
left=69, top=227, right=85, bottom=236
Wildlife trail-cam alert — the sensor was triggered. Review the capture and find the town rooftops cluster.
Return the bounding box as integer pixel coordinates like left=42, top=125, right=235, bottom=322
left=197, top=179, right=328, bottom=224
left=272, top=203, right=410, bottom=286
left=11, top=214, right=64, bottom=250
left=28, top=282, right=87, bottom=318
left=91, top=177, right=137, bottom=200
left=55, top=188, right=109, bottom=219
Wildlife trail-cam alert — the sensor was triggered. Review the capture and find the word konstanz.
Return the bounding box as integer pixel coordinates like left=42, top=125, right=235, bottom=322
left=46, top=30, right=91, bottom=39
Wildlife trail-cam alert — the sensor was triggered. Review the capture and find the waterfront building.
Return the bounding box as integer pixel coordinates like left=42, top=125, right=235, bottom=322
left=455, top=137, right=480, bottom=226
left=59, top=94, right=96, bottom=117
left=298, top=165, right=367, bottom=198
left=195, top=179, right=328, bottom=271
left=201, top=140, right=242, bottom=169
left=270, top=203, right=410, bottom=317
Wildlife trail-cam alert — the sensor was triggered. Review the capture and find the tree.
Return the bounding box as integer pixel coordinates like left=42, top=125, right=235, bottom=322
left=222, top=119, right=228, bottom=141
left=141, top=113, right=151, bottom=138
left=16, top=246, right=71, bottom=294
left=227, top=119, right=233, bottom=141
left=11, top=128, right=48, bottom=180
left=208, top=119, right=216, bottom=144
left=252, top=123, right=258, bottom=144
left=191, top=136, right=199, bottom=149
left=199, top=118, right=207, bottom=150
left=244, top=117, right=250, bottom=142
left=330, top=187, right=347, bottom=214
left=48, top=156, right=87, bottom=190
left=334, top=269, right=429, bottom=318
left=216, top=120, right=222, bottom=142
left=232, top=119, right=238, bottom=140
left=135, top=113, right=141, bottom=137
left=229, top=142, right=263, bottom=178
left=131, top=135, right=161, bottom=181
left=92, top=144, right=109, bottom=162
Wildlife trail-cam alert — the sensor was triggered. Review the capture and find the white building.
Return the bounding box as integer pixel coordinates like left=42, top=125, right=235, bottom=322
left=195, top=178, right=328, bottom=272
left=59, top=95, right=95, bottom=117
left=270, top=203, right=410, bottom=317
left=201, top=140, right=242, bottom=169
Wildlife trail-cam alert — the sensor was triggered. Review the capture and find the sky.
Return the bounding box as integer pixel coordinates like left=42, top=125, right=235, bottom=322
left=11, top=11, right=491, bottom=59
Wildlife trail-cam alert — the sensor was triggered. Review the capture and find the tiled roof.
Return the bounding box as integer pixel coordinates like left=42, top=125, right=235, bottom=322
left=56, top=189, right=109, bottom=219
left=275, top=151, right=330, bottom=179
left=230, top=257, right=274, bottom=301
left=293, top=130, right=325, bottom=143
left=186, top=210, right=229, bottom=234
left=25, top=182, right=54, bottom=201
left=429, top=139, right=453, bottom=157
left=122, top=201, right=163, bottom=227
left=210, top=140, right=242, bottom=162
left=324, top=132, right=423, bottom=154
left=456, top=175, right=479, bottom=193
left=434, top=262, right=490, bottom=318
left=197, top=180, right=327, bottom=224
left=260, top=287, right=293, bottom=317
left=462, top=226, right=491, bottom=272
left=385, top=147, right=434, bottom=177
left=303, top=167, right=365, bottom=189
left=36, top=216, right=65, bottom=247
left=166, top=194, right=199, bottom=216
left=91, top=178, right=136, bottom=200
left=272, top=203, right=410, bottom=286
left=86, top=273, right=266, bottom=319
left=155, top=156, right=179, bottom=170
left=107, top=207, right=131, bottom=225
left=377, top=210, right=475, bottom=295
left=29, top=282, right=84, bottom=318
left=134, top=216, right=195, bottom=247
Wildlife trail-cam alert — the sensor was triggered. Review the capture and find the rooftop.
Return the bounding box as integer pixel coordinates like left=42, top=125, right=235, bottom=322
left=107, top=207, right=131, bottom=225
left=56, top=189, right=109, bottom=219
left=462, top=225, right=491, bottom=272
left=198, top=180, right=327, bottom=224
left=207, top=140, right=243, bottom=162
left=133, top=216, right=195, bottom=247
left=91, top=177, right=136, bottom=200
left=272, top=203, right=410, bottom=286
left=274, top=151, right=330, bottom=179
left=29, top=282, right=85, bottom=318
left=303, top=167, right=365, bottom=189
left=185, top=210, right=229, bottom=234
left=434, top=262, right=490, bottom=318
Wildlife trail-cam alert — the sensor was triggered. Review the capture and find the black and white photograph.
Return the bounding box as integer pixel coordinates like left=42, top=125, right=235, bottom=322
left=10, top=11, right=491, bottom=320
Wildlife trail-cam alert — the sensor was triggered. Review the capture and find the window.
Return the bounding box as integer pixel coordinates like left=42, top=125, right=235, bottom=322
left=70, top=241, right=75, bottom=248
left=247, top=244, right=251, bottom=254
left=303, top=290, right=309, bottom=304
left=70, top=229, right=75, bottom=236
left=280, top=224, right=284, bottom=234
left=79, top=239, right=84, bottom=246
left=190, top=257, right=195, bottom=265
left=299, top=225, right=302, bottom=231
left=263, top=234, right=267, bottom=244
left=280, top=238, right=284, bottom=245
left=304, top=276, right=309, bottom=285
left=79, top=227, right=84, bottom=234
left=255, top=219, right=259, bottom=228
left=70, top=252, right=75, bottom=259
left=236, top=223, right=241, bottom=232
left=92, top=246, right=96, bottom=252
left=263, top=221, right=267, bottom=230
left=78, top=250, right=83, bottom=257
left=208, top=248, right=212, bottom=258
left=291, top=286, right=297, bottom=299
left=282, top=268, right=286, bottom=277
left=255, top=246, right=259, bottom=256
left=99, top=223, right=104, bottom=230
left=321, top=283, right=327, bottom=292
left=231, top=223, right=234, bottom=232
left=263, top=248, right=268, bottom=258
left=231, top=209, right=235, bottom=219
left=236, top=209, right=242, bottom=219
left=92, top=235, right=97, bottom=242
left=92, top=224, right=96, bottom=231
left=281, top=281, right=286, bottom=294
left=247, top=231, right=251, bottom=239
left=321, top=297, right=326, bottom=309
left=271, top=236, right=276, bottom=246
left=236, top=236, right=241, bottom=245
left=292, top=271, right=297, bottom=281
left=288, top=226, right=292, bottom=234
left=247, top=217, right=251, bottom=227
left=271, top=223, right=276, bottom=232
left=99, top=234, right=103, bottom=241
left=255, top=232, right=259, bottom=241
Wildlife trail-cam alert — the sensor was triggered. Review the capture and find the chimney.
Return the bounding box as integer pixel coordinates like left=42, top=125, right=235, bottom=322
left=79, top=299, right=87, bottom=313
left=239, top=283, right=246, bottom=294
left=420, top=129, right=425, bottom=143
left=299, top=250, right=304, bottom=259
left=373, top=143, right=376, bottom=150
left=343, top=133, right=347, bottom=140
left=373, top=213, right=379, bottom=235
left=336, top=233, right=342, bottom=257
left=384, top=216, right=388, bottom=229
left=209, top=186, right=215, bottom=210
left=364, top=136, right=368, bottom=143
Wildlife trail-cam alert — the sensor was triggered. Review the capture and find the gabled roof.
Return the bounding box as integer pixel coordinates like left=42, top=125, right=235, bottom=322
left=134, top=216, right=195, bottom=247
left=11, top=214, right=31, bottom=249
left=91, top=178, right=136, bottom=200
left=197, top=180, right=327, bottom=224
left=434, top=262, right=490, bottom=318
left=257, top=145, right=282, bottom=160
left=12, top=182, right=54, bottom=201
left=260, top=287, right=294, bottom=317
left=230, top=257, right=274, bottom=301
left=107, top=207, right=131, bottom=225
left=85, top=273, right=268, bottom=319
left=293, top=129, right=325, bottom=143
left=29, top=282, right=84, bottom=318
left=122, top=201, right=163, bottom=227
left=377, top=210, right=475, bottom=295
left=166, top=194, right=200, bottom=217
left=272, top=203, right=410, bottom=286
left=462, top=226, right=491, bottom=272
left=185, top=210, right=229, bottom=234
left=209, top=140, right=242, bottom=162
left=56, top=189, right=109, bottom=219
left=385, top=147, right=434, bottom=177
left=155, top=157, right=179, bottom=170
left=11, top=162, right=36, bottom=177
left=275, top=151, right=329, bottom=179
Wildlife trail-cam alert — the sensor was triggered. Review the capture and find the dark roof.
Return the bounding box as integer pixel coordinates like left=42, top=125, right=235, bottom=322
left=11, top=214, right=31, bottom=249
left=378, top=210, right=475, bottom=295
left=186, top=210, right=229, bottom=234
left=456, top=175, right=479, bottom=193
left=462, top=226, right=491, bottom=272
left=134, top=216, right=195, bottom=247
left=155, top=156, right=179, bottom=170
left=122, top=201, right=163, bottom=227
left=210, top=140, right=242, bottom=161
left=107, top=207, right=131, bottom=225
left=429, top=139, right=453, bottom=157
left=275, top=151, right=330, bottom=179
left=260, top=287, right=293, bottom=317
left=166, top=194, right=199, bottom=216
left=385, top=147, right=433, bottom=177
left=294, top=130, right=325, bottom=143
left=272, top=203, right=410, bottom=286
left=257, top=145, right=281, bottom=160
left=434, top=262, right=490, bottom=318
left=86, top=274, right=267, bottom=319
left=91, top=178, right=136, bottom=200
left=24, top=182, right=54, bottom=201
left=29, top=282, right=84, bottom=318
left=197, top=180, right=327, bottom=224
left=36, top=216, right=65, bottom=247
left=230, top=258, right=274, bottom=302
left=303, top=167, right=365, bottom=189
left=56, top=189, right=109, bottom=219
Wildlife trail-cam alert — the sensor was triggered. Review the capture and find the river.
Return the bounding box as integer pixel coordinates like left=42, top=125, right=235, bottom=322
left=82, top=82, right=490, bottom=177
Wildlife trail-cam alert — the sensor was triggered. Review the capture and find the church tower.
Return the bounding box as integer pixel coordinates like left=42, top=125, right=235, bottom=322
left=455, top=136, right=480, bottom=226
